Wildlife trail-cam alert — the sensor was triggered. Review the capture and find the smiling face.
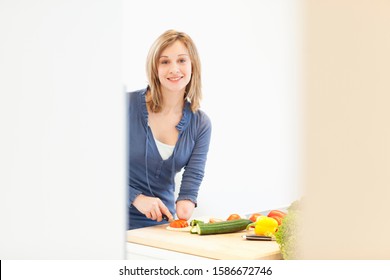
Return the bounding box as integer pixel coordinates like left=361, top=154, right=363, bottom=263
left=157, top=40, right=192, bottom=96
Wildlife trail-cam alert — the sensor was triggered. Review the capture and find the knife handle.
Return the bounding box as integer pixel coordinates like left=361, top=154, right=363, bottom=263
left=162, top=215, right=174, bottom=222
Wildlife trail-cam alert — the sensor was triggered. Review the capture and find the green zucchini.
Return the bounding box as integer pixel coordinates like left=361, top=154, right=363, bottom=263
left=196, top=219, right=252, bottom=235
left=190, top=219, right=205, bottom=227
left=190, top=226, right=199, bottom=234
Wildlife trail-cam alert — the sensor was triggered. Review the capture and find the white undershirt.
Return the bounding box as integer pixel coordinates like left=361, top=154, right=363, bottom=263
left=154, top=138, right=175, bottom=160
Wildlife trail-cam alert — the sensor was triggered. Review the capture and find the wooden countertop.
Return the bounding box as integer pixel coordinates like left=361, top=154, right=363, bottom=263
left=127, top=224, right=282, bottom=260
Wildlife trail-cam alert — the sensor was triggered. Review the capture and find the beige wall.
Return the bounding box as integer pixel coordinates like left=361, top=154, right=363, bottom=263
left=301, top=0, right=390, bottom=259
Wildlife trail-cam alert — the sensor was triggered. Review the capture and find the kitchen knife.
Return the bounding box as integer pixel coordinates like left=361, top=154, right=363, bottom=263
left=162, top=214, right=174, bottom=223
left=241, top=234, right=275, bottom=241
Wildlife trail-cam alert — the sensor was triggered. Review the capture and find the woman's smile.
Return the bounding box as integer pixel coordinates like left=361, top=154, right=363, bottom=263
left=167, top=76, right=183, bottom=82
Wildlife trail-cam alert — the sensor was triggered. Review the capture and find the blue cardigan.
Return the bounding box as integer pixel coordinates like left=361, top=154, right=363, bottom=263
left=128, top=88, right=212, bottom=229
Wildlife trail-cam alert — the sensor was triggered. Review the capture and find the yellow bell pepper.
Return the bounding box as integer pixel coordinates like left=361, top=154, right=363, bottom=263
left=247, top=216, right=279, bottom=236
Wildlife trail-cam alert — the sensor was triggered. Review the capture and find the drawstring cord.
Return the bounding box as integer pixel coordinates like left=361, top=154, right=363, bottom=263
left=170, top=132, right=182, bottom=187
left=170, top=149, right=176, bottom=188
left=145, top=122, right=155, bottom=197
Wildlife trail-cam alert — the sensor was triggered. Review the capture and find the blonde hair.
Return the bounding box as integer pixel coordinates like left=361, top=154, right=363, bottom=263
left=146, top=30, right=202, bottom=112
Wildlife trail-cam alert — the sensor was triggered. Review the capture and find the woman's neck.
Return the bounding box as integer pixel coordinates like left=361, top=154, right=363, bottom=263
left=160, top=89, right=185, bottom=114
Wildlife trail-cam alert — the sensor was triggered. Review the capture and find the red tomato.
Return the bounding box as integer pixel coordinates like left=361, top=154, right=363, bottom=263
left=270, top=216, right=283, bottom=225
left=227, top=214, right=241, bottom=221
left=169, top=219, right=188, bottom=228
left=267, top=210, right=286, bottom=219
left=267, top=210, right=286, bottom=226
left=249, top=213, right=262, bottom=222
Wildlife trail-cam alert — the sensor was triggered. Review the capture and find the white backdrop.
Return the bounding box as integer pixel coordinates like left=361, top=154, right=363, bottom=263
left=0, top=0, right=125, bottom=259
left=123, top=0, right=303, bottom=218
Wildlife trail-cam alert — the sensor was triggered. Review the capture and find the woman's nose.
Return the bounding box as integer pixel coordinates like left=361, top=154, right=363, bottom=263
left=169, top=63, right=180, bottom=74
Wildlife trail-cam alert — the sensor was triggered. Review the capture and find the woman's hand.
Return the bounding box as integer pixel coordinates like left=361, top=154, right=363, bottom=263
left=132, top=194, right=173, bottom=222
left=176, top=200, right=195, bottom=220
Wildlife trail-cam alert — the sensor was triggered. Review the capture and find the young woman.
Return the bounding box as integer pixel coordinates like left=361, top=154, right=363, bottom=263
left=128, top=30, right=212, bottom=230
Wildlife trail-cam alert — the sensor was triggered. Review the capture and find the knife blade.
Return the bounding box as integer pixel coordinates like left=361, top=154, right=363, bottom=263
left=241, top=234, right=275, bottom=241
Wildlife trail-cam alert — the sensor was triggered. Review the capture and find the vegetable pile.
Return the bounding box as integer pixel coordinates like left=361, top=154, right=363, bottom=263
left=169, top=208, right=300, bottom=248
left=186, top=211, right=289, bottom=236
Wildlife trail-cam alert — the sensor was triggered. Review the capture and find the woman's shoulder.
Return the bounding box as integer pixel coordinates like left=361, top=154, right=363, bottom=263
left=128, top=87, right=147, bottom=100
left=194, top=109, right=210, bottom=121
left=192, top=108, right=212, bottom=130
left=127, top=88, right=148, bottom=111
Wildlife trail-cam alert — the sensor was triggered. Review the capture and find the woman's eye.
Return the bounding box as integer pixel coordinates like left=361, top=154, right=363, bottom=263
left=179, top=59, right=186, bottom=63
left=160, top=60, right=169, bottom=64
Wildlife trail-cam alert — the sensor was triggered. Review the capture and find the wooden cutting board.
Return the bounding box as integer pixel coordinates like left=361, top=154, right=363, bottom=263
left=127, top=224, right=282, bottom=260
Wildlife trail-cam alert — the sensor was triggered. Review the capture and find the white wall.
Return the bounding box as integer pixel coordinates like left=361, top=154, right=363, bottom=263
left=0, top=1, right=125, bottom=259
left=123, top=0, right=303, bottom=218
